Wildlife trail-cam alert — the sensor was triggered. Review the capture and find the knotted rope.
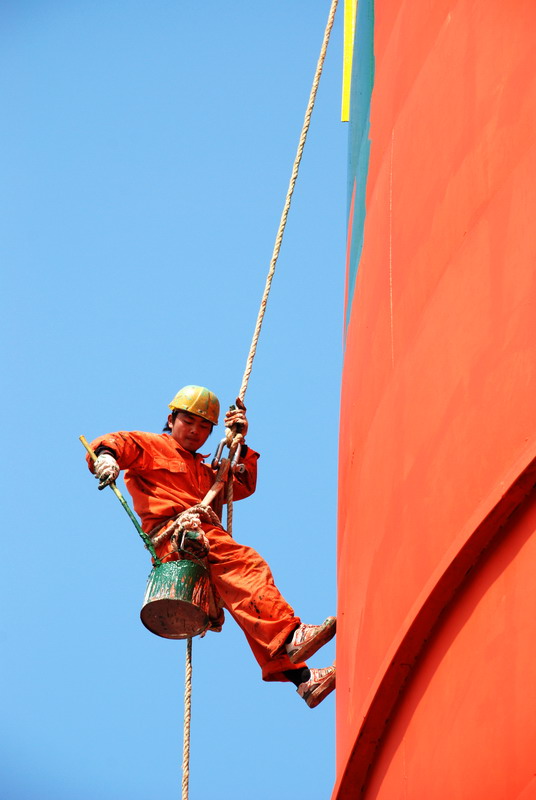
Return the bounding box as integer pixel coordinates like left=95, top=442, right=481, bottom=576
left=150, top=504, right=222, bottom=548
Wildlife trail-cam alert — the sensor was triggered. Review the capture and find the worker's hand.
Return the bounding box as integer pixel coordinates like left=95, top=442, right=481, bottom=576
left=94, top=453, right=120, bottom=490
left=181, top=529, right=210, bottom=558
left=224, top=397, right=248, bottom=438
left=170, top=518, right=210, bottom=558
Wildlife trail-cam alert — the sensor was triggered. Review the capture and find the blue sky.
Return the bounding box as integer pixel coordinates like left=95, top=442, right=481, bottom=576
left=1, top=3, right=346, bottom=798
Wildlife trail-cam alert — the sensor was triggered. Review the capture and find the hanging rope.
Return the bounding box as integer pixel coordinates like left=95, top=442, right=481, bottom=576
left=238, top=0, right=339, bottom=404
left=225, top=0, right=339, bottom=539
left=225, top=471, right=235, bottom=536
left=181, top=637, right=193, bottom=800
left=180, top=5, right=339, bottom=796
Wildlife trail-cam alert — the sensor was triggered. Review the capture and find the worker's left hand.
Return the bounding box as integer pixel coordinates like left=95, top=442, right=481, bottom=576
left=170, top=522, right=210, bottom=558
left=181, top=529, right=210, bottom=558
left=224, top=397, right=248, bottom=438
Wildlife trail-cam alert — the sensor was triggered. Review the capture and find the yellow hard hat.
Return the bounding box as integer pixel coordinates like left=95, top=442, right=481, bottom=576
left=168, top=385, right=220, bottom=425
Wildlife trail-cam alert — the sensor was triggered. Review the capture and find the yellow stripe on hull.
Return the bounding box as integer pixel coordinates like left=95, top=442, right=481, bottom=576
left=341, top=0, right=358, bottom=121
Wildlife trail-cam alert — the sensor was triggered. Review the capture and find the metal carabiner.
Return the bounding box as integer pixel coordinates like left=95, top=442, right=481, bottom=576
left=211, top=437, right=228, bottom=470
left=230, top=443, right=244, bottom=471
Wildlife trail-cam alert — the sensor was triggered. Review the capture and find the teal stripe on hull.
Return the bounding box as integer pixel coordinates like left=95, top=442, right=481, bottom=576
left=346, top=0, right=375, bottom=331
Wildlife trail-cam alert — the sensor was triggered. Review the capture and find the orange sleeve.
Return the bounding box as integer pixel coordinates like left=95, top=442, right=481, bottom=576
left=229, top=446, right=260, bottom=501
left=86, top=431, right=145, bottom=474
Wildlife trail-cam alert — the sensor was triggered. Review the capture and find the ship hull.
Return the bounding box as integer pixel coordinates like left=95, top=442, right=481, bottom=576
left=335, top=1, right=536, bottom=797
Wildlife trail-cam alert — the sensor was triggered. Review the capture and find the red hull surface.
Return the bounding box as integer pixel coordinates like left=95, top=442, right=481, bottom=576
left=335, top=1, right=536, bottom=797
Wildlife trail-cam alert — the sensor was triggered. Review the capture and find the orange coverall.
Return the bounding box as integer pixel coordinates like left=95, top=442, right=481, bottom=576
left=87, top=431, right=303, bottom=681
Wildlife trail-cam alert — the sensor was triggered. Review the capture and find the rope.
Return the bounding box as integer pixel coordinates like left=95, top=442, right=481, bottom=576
left=223, top=431, right=244, bottom=537
left=226, top=472, right=235, bottom=536
left=237, top=0, right=339, bottom=403
left=150, top=502, right=223, bottom=549
left=181, top=637, right=193, bottom=800
left=226, top=0, right=339, bottom=538
left=179, top=6, right=339, bottom=794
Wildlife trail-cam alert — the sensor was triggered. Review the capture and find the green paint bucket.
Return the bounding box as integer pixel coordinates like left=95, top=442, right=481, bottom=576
left=140, top=559, right=211, bottom=639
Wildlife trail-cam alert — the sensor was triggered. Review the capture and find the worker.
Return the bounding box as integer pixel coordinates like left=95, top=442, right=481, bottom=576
left=86, top=385, right=336, bottom=708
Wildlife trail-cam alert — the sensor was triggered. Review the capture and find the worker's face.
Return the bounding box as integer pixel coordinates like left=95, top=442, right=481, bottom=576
left=169, top=411, right=213, bottom=453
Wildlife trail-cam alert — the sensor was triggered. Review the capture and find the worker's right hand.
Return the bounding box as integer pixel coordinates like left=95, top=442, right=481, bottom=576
left=94, top=453, right=120, bottom=489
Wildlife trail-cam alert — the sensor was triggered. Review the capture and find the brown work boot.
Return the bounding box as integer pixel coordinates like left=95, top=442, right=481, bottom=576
left=285, top=617, right=336, bottom=663
left=298, top=666, right=336, bottom=708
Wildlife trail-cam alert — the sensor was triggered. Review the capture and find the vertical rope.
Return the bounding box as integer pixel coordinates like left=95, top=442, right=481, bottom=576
left=225, top=473, right=234, bottom=537
left=238, top=0, right=339, bottom=403
left=230, top=0, right=339, bottom=540
left=181, top=637, right=193, bottom=800
left=178, top=7, right=339, bottom=794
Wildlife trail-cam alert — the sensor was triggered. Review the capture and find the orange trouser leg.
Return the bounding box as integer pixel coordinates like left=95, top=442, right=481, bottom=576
left=204, top=525, right=304, bottom=682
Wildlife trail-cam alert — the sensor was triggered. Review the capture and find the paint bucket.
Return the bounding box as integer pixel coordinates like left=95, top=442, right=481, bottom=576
left=140, top=559, right=211, bottom=639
